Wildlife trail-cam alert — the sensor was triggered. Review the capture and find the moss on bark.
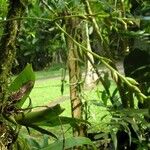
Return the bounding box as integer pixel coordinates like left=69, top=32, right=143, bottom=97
left=0, top=0, right=25, bottom=103
left=0, top=0, right=25, bottom=149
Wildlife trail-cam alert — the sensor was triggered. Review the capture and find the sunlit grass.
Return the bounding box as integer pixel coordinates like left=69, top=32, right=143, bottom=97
left=22, top=65, right=118, bottom=140
left=35, top=63, right=67, bottom=80
left=29, top=67, right=115, bottom=130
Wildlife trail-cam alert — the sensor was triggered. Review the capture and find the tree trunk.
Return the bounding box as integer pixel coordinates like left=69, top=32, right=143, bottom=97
left=65, top=16, right=85, bottom=137
left=0, top=0, right=25, bottom=149
left=84, top=21, right=98, bottom=88
left=0, top=0, right=25, bottom=102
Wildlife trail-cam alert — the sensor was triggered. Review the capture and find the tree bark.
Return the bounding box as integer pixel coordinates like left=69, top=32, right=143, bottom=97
left=65, top=16, right=85, bottom=137
left=0, top=0, right=25, bottom=149
left=0, top=0, right=25, bottom=102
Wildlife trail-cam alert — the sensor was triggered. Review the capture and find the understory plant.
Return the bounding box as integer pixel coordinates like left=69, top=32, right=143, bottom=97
left=88, top=69, right=150, bottom=150
left=0, top=64, right=96, bottom=150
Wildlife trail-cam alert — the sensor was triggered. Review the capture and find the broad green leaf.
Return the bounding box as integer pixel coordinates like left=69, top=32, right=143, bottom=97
left=13, top=134, right=33, bottom=150
left=42, top=137, right=97, bottom=150
left=41, top=135, right=49, bottom=148
left=25, top=137, right=40, bottom=150
left=9, top=64, right=35, bottom=92
left=32, top=116, right=90, bottom=127
left=9, top=64, right=35, bottom=108
left=15, top=104, right=64, bottom=125
left=25, top=135, right=49, bottom=149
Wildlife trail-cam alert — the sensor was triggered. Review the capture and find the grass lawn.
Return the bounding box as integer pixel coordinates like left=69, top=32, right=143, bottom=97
left=21, top=64, right=117, bottom=141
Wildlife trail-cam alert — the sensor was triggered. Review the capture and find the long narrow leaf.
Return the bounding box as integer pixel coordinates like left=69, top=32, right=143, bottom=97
left=110, top=130, right=117, bottom=150
left=28, top=124, right=58, bottom=139
left=15, top=104, right=64, bottom=125
left=32, top=116, right=90, bottom=127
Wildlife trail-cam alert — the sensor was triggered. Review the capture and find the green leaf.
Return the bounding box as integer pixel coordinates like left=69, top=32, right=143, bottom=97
left=33, top=116, right=90, bottom=127
left=15, top=104, right=64, bottom=125
left=101, top=114, right=109, bottom=121
left=111, top=88, right=118, bottom=98
left=121, top=109, right=149, bottom=116
left=13, top=137, right=31, bottom=150
left=124, top=117, right=141, bottom=142
left=25, top=135, right=49, bottom=149
left=41, top=135, right=49, bottom=148
left=60, top=68, right=66, bottom=95
left=96, top=88, right=101, bottom=99
left=119, top=121, right=131, bottom=146
left=101, top=90, right=108, bottom=106
left=28, top=124, right=57, bottom=139
left=103, top=71, right=111, bottom=89
left=9, top=64, right=35, bottom=108
left=110, top=130, right=117, bottom=150
left=25, top=137, right=40, bottom=149
left=42, top=137, right=97, bottom=150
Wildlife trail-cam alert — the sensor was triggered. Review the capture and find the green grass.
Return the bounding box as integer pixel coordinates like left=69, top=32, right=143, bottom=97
left=20, top=64, right=118, bottom=141
left=30, top=78, right=69, bottom=106
left=28, top=66, right=115, bottom=128
left=29, top=71, right=71, bottom=116
left=18, top=64, right=120, bottom=149
left=35, top=63, right=67, bottom=80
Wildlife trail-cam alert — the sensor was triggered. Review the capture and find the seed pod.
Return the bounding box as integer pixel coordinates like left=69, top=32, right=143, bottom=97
left=126, top=77, right=139, bottom=86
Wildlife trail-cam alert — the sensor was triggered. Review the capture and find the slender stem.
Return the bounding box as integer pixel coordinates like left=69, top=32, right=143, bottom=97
left=56, top=23, right=147, bottom=100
